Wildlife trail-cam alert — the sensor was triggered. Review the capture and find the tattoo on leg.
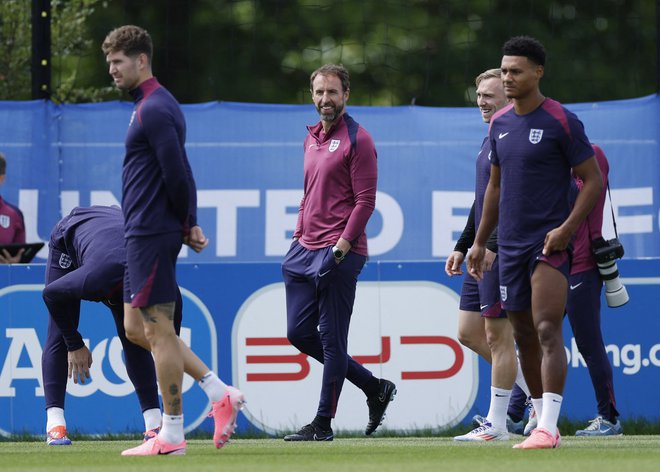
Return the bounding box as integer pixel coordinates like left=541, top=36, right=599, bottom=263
left=139, top=308, right=158, bottom=324
left=140, top=302, right=175, bottom=323
left=158, top=302, right=176, bottom=321
left=170, top=397, right=181, bottom=414
left=168, top=384, right=182, bottom=414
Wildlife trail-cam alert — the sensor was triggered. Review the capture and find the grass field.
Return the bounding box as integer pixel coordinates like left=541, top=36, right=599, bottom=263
left=1, top=436, right=659, bottom=472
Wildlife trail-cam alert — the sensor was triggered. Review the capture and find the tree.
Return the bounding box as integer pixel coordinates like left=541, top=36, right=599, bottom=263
left=0, top=0, right=119, bottom=102
left=2, top=0, right=657, bottom=105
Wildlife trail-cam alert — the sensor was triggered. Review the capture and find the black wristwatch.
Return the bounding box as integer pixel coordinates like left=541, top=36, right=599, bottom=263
left=332, top=245, right=344, bottom=261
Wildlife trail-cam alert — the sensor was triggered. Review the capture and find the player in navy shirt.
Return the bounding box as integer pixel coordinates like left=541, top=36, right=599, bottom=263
left=468, top=36, right=603, bottom=449
left=102, top=25, right=244, bottom=456
left=448, top=69, right=530, bottom=442
left=42, top=205, right=181, bottom=446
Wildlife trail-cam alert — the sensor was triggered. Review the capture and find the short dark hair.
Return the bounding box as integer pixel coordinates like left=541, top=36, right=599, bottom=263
left=310, top=64, right=350, bottom=92
left=502, top=36, right=546, bottom=66
left=102, top=25, right=153, bottom=63
left=0, top=152, right=5, bottom=175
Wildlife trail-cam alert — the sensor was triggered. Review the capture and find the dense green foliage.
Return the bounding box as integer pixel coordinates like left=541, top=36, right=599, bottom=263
left=1, top=1, right=656, bottom=104
left=0, top=0, right=118, bottom=102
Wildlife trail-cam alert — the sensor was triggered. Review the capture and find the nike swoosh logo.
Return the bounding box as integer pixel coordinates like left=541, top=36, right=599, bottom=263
left=498, top=132, right=509, bottom=139
left=480, top=304, right=489, bottom=310
left=495, top=394, right=507, bottom=397
left=570, top=282, right=583, bottom=290
left=319, top=269, right=332, bottom=277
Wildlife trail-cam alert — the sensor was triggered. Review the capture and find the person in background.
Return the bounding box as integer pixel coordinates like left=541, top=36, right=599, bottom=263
left=446, top=68, right=530, bottom=442
left=0, top=151, right=26, bottom=263
left=511, top=144, right=623, bottom=438
left=567, top=144, right=622, bottom=436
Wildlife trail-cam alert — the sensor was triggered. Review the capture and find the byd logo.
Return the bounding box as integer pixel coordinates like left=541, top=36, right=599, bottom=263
left=0, top=285, right=217, bottom=436
left=232, top=281, right=477, bottom=434
left=242, top=335, right=464, bottom=382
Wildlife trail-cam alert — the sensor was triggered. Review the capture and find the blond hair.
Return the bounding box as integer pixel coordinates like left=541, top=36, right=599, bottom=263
left=475, top=68, right=502, bottom=87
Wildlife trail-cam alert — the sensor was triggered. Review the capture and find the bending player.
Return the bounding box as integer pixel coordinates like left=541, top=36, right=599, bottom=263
left=42, top=205, right=178, bottom=445
left=42, top=205, right=240, bottom=448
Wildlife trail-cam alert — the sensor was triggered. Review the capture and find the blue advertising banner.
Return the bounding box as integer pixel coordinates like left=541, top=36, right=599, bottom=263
left=0, top=96, right=658, bottom=262
left=1, top=260, right=658, bottom=436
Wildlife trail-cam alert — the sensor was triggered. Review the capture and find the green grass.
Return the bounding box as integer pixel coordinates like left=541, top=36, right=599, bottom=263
left=1, top=437, right=659, bottom=472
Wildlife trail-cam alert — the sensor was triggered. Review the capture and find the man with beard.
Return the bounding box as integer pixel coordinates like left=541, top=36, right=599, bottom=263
left=282, top=64, right=395, bottom=441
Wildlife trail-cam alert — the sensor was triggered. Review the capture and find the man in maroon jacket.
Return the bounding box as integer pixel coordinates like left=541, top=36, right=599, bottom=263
left=282, top=64, right=395, bottom=441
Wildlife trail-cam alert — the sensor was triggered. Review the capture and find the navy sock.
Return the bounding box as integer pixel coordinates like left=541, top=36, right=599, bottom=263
left=312, top=415, right=331, bottom=431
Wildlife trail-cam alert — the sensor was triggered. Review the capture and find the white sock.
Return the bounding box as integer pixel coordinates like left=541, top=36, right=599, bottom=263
left=198, top=371, right=227, bottom=403
left=46, top=407, right=66, bottom=432
left=143, top=408, right=162, bottom=432
left=486, top=386, right=511, bottom=431
left=531, top=397, right=543, bottom=421
left=514, top=358, right=531, bottom=397
left=159, top=414, right=184, bottom=444
left=537, top=392, right=562, bottom=436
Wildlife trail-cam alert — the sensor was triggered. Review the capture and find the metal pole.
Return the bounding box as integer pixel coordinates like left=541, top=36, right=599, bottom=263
left=657, top=0, right=660, bottom=93
left=31, top=0, right=51, bottom=100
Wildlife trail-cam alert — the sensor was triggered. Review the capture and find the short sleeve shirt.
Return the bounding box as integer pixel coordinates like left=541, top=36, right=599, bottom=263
left=488, top=99, right=594, bottom=246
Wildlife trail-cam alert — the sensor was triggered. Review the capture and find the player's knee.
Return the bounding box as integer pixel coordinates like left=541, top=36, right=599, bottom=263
left=124, top=323, right=144, bottom=345
left=287, top=327, right=312, bottom=353
left=457, top=330, right=481, bottom=352
left=485, top=331, right=500, bottom=351
left=42, top=284, right=56, bottom=302
left=457, top=331, right=471, bottom=348
left=535, top=319, right=561, bottom=346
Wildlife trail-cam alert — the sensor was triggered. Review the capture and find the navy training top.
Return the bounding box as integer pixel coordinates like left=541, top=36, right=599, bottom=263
left=123, top=77, right=197, bottom=237
left=47, top=205, right=126, bottom=350
left=488, top=98, right=594, bottom=248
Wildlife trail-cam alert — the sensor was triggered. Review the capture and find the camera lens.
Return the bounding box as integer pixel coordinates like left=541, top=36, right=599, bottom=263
left=597, top=260, right=630, bottom=307
left=596, top=260, right=619, bottom=280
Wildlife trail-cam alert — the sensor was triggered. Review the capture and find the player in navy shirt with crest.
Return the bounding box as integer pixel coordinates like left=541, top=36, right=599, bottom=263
left=447, top=68, right=530, bottom=442
left=102, top=25, right=244, bottom=456
left=468, top=36, right=603, bottom=449
left=42, top=205, right=181, bottom=446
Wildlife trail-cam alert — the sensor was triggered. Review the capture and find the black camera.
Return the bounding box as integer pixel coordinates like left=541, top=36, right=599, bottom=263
left=592, top=237, right=625, bottom=264
left=591, top=237, right=628, bottom=307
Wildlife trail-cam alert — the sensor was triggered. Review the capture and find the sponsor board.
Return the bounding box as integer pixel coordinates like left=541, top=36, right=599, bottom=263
left=1, top=259, right=659, bottom=436
left=2, top=97, right=660, bottom=263
left=232, top=281, right=475, bottom=433
left=0, top=284, right=217, bottom=436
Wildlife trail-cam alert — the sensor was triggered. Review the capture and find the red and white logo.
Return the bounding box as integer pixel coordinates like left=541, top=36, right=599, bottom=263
left=232, top=281, right=477, bottom=433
